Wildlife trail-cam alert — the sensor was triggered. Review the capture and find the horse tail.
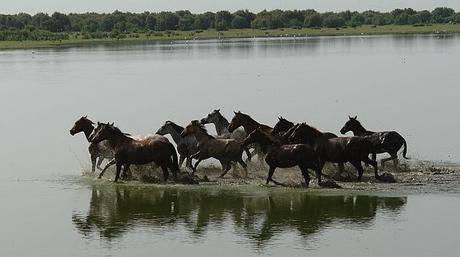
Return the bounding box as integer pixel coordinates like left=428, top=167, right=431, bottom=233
left=168, top=143, right=180, bottom=173
left=401, top=137, right=409, bottom=159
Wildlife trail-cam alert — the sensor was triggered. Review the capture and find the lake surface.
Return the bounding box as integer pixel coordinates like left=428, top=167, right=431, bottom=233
left=0, top=35, right=459, bottom=256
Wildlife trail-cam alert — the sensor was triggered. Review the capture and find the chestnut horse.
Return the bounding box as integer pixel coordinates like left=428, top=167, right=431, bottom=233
left=242, top=127, right=322, bottom=187
left=90, top=123, right=179, bottom=182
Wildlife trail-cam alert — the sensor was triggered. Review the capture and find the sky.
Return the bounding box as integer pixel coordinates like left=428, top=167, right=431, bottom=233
left=1, top=0, right=459, bottom=14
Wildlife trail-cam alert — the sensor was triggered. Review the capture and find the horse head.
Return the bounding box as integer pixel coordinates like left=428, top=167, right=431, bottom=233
left=201, top=109, right=221, bottom=124
left=340, top=115, right=360, bottom=135
left=70, top=115, right=94, bottom=136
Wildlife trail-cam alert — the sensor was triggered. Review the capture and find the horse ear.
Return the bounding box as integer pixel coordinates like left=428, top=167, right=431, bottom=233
left=234, top=111, right=237, bottom=114
left=354, top=116, right=357, bottom=120
left=110, top=122, right=114, bottom=126
left=84, top=115, right=87, bottom=118
left=348, top=115, right=352, bottom=119
left=97, top=121, right=101, bottom=125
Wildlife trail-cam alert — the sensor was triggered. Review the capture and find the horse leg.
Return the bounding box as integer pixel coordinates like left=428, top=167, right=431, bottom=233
left=186, top=157, right=193, bottom=170
left=337, top=162, right=345, bottom=175
left=114, top=162, right=123, bottom=182
left=178, top=154, right=185, bottom=168
left=350, top=160, right=364, bottom=181
left=192, top=157, right=204, bottom=175
left=266, top=166, right=275, bottom=185
left=161, top=165, right=169, bottom=182
left=98, top=159, right=116, bottom=179
left=381, top=152, right=397, bottom=169
left=300, top=167, right=311, bottom=188
left=363, top=156, right=379, bottom=179
left=121, top=164, right=131, bottom=180
left=244, top=147, right=252, bottom=162
left=219, top=162, right=232, bottom=178
left=237, top=158, right=248, bottom=177
left=90, top=154, right=97, bottom=172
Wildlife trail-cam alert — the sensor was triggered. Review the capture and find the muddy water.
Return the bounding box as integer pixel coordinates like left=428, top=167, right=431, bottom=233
left=0, top=35, right=460, bottom=256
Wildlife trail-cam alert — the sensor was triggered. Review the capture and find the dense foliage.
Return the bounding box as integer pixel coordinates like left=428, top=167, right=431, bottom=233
left=0, top=7, right=458, bottom=40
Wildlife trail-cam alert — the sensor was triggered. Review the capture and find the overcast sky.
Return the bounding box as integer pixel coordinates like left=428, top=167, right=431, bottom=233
left=2, top=0, right=459, bottom=14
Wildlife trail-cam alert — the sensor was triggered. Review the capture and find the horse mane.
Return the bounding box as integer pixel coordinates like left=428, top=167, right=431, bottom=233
left=215, top=112, right=229, bottom=125
left=192, top=120, right=215, bottom=139
left=300, top=123, right=324, bottom=137
left=108, top=124, right=126, bottom=135
left=167, top=121, right=185, bottom=132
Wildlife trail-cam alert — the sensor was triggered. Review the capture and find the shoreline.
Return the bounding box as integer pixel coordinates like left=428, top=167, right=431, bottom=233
left=1, top=24, right=460, bottom=50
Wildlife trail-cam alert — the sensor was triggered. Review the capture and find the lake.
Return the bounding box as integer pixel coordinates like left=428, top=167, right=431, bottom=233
left=0, top=34, right=459, bottom=256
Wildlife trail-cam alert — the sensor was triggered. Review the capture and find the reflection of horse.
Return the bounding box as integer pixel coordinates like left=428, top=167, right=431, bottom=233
left=73, top=185, right=407, bottom=244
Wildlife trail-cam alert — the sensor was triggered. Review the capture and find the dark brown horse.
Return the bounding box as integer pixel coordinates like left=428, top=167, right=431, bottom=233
left=242, top=127, right=322, bottom=187
left=289, top=123, right=379, bottom=181
left=340, top=116, right=409, bottom=168
left=181, top=120, right=247, bottom=178
left=90, top=123, right=179, bottom=182
left=70, top=116, right=115, bottom=172
left=228, top=111, right=273, bottom=162
left=271, top=116, right=295, bottom=137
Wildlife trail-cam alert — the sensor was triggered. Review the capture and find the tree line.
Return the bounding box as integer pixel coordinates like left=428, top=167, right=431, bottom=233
left=1, top=7, right=459, bottom=41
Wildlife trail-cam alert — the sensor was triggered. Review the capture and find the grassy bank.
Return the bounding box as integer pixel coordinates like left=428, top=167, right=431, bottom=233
left=1, top=24, right=459, bottom=49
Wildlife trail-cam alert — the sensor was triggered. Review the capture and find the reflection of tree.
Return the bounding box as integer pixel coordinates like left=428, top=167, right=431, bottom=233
left=73, top=185, right=406, bottom=246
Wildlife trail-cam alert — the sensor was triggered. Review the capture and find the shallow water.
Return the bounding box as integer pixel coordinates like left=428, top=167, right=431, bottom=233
left=1, top=35, right=460, bottom=256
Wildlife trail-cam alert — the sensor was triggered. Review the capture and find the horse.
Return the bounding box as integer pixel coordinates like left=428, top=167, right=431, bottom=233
left=242, top=127, right=323, bottom=187
left=271, top=116, right=295, bottom=137
left=156, top=121, right=199, bottom=170
left=70, top=116, right=115, bottom=172
left=340, top=116, right=409, bottom=168
left=289, top=123, right=379, bottom=181
left=228, top=111, right=273, bottom=162
left=90, top=123, right=179, bottom=182
left=200, top=109, right=252, bottom=160
left=181, top=120, right=247, bottom=178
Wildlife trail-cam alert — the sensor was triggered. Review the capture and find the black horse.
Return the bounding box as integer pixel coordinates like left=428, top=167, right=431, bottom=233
left=340, top=116, right=409, bottom=168
left=242, top=127, right=322, bottom=187
left=289, top=123, right=379, bottom=181
left=271, top=116, right=295, bottom=137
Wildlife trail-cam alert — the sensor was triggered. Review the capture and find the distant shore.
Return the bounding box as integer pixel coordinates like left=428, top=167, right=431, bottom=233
left=1, top=24, right=459, bottom=50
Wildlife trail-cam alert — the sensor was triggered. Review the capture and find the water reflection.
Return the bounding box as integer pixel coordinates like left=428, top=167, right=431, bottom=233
left=73, top=185, right=406, bottom=246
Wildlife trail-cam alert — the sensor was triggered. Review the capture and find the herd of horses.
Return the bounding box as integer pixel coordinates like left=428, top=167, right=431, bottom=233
left=70, top=110, right=409, bottom=187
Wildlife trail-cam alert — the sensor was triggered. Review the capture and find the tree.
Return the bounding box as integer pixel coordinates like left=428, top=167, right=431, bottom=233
left=231, top=15, right=249, bottom=29
left=178, top=16, right=194, bottom=30
left=215, top=11, right=233, bottom=30
left=156, top=12, right=179, bottom=31
left=51, top=12, right=71, bottom=32
left=145, top=14, right=156, bottom=30
left=432, top=7, right=455, bottom=23
left=304, top=13, right=322, bottom=28
left=194, top=14, right=211, bottom=30
left=322, top=13, right=345, bottom=28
